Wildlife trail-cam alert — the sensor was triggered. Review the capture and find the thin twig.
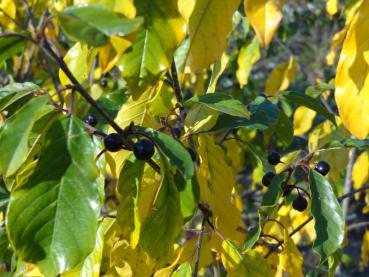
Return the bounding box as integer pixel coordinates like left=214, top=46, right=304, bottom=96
left=193, top=216, right=206, bottom=277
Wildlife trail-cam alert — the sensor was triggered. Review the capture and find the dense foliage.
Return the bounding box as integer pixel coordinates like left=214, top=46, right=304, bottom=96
left=0, top=0, right=369, bottom=276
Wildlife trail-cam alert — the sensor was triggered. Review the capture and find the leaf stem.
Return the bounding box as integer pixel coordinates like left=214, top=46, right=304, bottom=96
left=193, top=216, right=206, bottom=277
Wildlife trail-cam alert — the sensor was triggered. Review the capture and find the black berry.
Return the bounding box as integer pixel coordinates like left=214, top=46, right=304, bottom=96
left=315, top=161, right=330, bottom=176
left=292, top=195, right=308, bottom=212
left=268, top=151, right=281, bottom=165
left=100, top=79, right=107, bottom=88
left=187, top=147, right=197, bottom=162
left=104, top=133, right=123, bottom=152
left=262, top=172, right=275, bottom=187
left=83, top=113, right=98, bottom=127
left=133, top=139, right=155, bottom=160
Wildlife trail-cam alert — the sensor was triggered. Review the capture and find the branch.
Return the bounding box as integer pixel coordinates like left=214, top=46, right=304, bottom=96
left=193, top=216, right=206, bottom=277
left=264, top=184, right=369, bottom=258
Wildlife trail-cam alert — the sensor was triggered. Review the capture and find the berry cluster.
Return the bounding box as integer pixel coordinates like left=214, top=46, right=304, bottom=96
left=261, top=151, right=330, bottom=212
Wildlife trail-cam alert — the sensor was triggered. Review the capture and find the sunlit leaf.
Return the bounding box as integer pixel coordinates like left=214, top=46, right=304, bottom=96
left=6, top=116, right=103, bottom=276
left=293, top=106, right=317, bottom=136
left=335, top=1, right=369, bottom=139
left=352, top=151, right=369, bottom=199
left=183, top=0, right=240, bottom=71
left=244, top=0, right=285, bottom=48
left=236, top=36, right=261, bottom=88
left=265, top=56, right=296, bottom=96
left=119, top=0, right=185, bottom=96
left=59, top=4, right=143, bottom=46
left=0, top=95, right=49, bottom=179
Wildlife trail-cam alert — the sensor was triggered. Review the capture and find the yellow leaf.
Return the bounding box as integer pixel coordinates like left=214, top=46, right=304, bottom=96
left=335, top=1, right=369, bottom=139
left=265, top=56, right=297, bottom=96
left=361, top=231, right=369, bottom=266
left=184, top=105, right=219, bottom=134
left=326, top=0, right=339, bottom=16
left=244, top=0, right=285, bottom=48
left=147, top=82, right=175, bottom=117
left=293, top=106, right=317, bottom=136
left=184, top=0, right=240, bottom=71
left=207, top=53, right=230, bottom=93
left=236, top=36, right=261, bottom=88
left=326, top=27, right=348, bottom=66
left=196, top=134, right=245, bottom=241
left=352, top=152, right=369, bottom=199
left=277, top=229, right=304, bottom=277
left=99, top=36, right=131, bottom=74
left=59, top=42, right=89, bottom=87
left=221, top=240, right=273, bottom=277
left=110, top=240, right=156, bottom=277
left=0, top=0, right=16, bottom=30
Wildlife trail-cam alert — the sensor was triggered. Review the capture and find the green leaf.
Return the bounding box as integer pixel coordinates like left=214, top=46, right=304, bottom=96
left=273, top=111, right=293, bottom=147
left=6, top=116, right=103, bottom=276
left=305, top=82, right=334, bottom=98
left=309, top=170, right=344, bottom=263
left=0, top=95, right=49, bottom=179
left=119, top=0, right=185, bottom=96
left=0, top=224, right=11, bottom=263
left=139, top=156, right=182, bottom=259
left=244, top=218, right=262, bottom=250
left=59, top=4, right=143, bottom=46
left=0, top=35, right=26, bottom=64
left=282, top=91, right=336, bottom=125
left=185, top=93, right=250, bottom=118
left=61, top=224, right=104, bottom=277
left=116, top=154, right=145, bottom=245
left=324, top=138, right=369, bottom=149
left=172, top=262, right=192, bottom=277
left=141, top=128, right=195, bottom=179
left=174, top=173, right=199, bottom=222
left=0, top=82, right=39, bottom=112
left=261, top=173, right=284, bottom=207
left=211, top=96, right=279, bottom=131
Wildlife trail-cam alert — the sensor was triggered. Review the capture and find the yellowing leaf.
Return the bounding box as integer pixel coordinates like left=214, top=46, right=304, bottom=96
left=184, top=105, right=219, bottom=134
left=59, top=42, right=89, bottom=87
left=352, top=151, right=369, bottom=199
left=326, top=27, right=348, bottom=65
left=293, top=106, right=317, bottom=136
left=99, top=36, right=131, bottom=74
left=0, top=0, right=16, bottom=29
left=221, top=240, right=273, bottom=277
left=110, top=240, right=156, bottom=276
left=236, top=36, right=261, bottom=88
left=361, top=231, right=369, bottom=266
left=265, top=56, right=297, bottom=96
left=196, top=134, right=245, bottom=241
left=335, top=1, right=369, bottom=139
left=244, top=0, right=285, bottom=48
left=207, top=53, right=230, bottom=93
left=277, top=229, right=304, bottom=277
left=326, top=0, right=339, bottom=16
left=185, top=0, right=240, bottom=71
left=147, top=82, right=175, bottom=117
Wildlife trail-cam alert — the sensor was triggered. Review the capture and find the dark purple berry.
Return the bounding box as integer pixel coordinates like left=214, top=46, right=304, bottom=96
left=104, top=133, right=123, bottom=152
left=262, top=172, right=275, bottom=187
left=100, top=79, right=107, bottom=88
left=315, top=160, right=330, bottom=176
left=133, top=139, right=155, bottom=160
left=292, top=195, right=308, bottom=212
left=268, top=151, right=281, bottom=165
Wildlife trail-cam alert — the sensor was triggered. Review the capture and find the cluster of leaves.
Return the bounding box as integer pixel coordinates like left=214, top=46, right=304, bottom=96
left=0, top=0, right=369, bottom=276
